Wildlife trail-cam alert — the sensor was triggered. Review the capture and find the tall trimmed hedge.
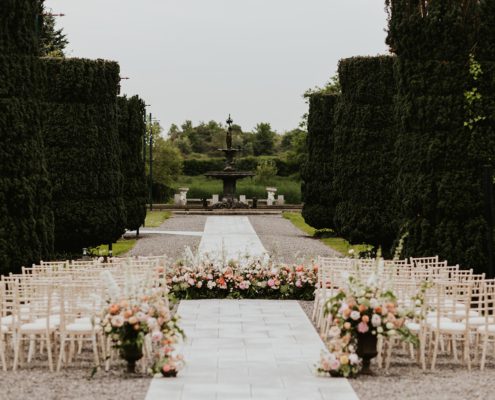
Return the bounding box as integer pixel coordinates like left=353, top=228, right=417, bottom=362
left=41, top=58, right=126, bottom=252
left=333, top=56, right=397, bottom=253
left=0, top=0, right=54, bottom=274
left=301, top=93, right=339, bottom=229
left=117, top=96, right=147, bottom=231
left=387, top=0, right=494, bottom=273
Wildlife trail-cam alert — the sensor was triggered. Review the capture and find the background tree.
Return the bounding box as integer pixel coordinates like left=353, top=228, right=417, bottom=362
left=152, top=137, right=184, bottom=187
left=40, top=6, right=68, bottom=57
left=252, top=122, right=276, bottom=156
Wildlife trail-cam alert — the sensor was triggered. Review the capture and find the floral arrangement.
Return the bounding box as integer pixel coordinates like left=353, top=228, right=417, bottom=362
left=166, top=258, right=317, bottom=300
left=101, top=270, right=185, bottom=374
left=317, top=263, right=418, bottom=377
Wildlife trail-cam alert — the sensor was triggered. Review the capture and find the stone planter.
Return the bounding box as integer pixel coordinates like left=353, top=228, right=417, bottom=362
left=356, top=331, right=378, bottom=375
left=120, top=342, right=143, bottom=373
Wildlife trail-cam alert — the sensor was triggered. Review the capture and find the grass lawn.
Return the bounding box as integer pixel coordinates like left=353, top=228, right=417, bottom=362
left=282, top=211, right=370, bottom=255
left=92, top=238, right=137, bottom=257
left=173, top=175, right=301, bottom=204
left=145, top=210, right=171, bottom=227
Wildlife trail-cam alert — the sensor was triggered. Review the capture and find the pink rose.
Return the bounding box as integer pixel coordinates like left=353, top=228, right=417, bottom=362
left=267, top=279, right=275, bottom=287
left=357, top=321, right=369, bottom=333
left=162, top=364, right=171, bottom=373
left=295, top=280, right=302, bottom=288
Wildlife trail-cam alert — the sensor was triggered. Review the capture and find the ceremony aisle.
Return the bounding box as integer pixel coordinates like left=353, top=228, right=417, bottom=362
left=145, top=299, right=359, bottom=400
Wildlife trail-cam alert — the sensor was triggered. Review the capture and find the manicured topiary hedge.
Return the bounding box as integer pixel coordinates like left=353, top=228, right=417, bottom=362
left=387, top=0, right=495, bottom=273
left=332, top=56, right=397, bottom=254
left=117, top=96, right=147, bottom=231
left=41, top=58, right=126, bottom=252
left=301, top=93, right=339, bottom=229
left=0, top=0, right=54, bottom=274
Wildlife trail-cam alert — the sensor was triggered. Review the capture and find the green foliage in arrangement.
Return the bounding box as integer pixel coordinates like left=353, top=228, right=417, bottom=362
left=0, top=0, right=54, bottom=274
left=117, top=96, right=147, bottom=231
left=41, top=57, right=126, bottom=252
left=332, top=56, right=397, bottom=255
left=301, top=93, right=339, bottom=229
left=387, top=0, right=495, bottom=273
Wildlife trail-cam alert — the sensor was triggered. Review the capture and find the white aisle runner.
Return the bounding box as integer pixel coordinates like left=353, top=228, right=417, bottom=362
left=145, top=300, right=360, bottom=400
left=198, top=216, right=267, bottom=261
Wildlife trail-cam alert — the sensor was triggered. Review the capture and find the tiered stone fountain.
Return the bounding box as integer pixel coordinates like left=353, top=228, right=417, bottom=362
left=205, top=115, right=254, bottom=208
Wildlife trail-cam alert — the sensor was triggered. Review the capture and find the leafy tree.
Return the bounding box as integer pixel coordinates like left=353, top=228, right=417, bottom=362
left=40, top=7, right=68, bottom=57
left=253, top=122, right=276, bottom=156
left=254, top=159, right=278, bottom=184
left=151, top=137, right=183, bottom=187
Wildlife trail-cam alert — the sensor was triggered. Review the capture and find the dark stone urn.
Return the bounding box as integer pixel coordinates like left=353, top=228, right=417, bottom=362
left=120, top=342, right=144, bottom=373
left=356, top=331, right=378, bottom=375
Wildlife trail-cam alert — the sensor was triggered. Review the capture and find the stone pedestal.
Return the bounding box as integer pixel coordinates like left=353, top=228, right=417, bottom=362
left=276, top=195, right=285, bottom=205
left=266, top=187, right=277, bottom=206
left=178, top=187, right=189, bottom=206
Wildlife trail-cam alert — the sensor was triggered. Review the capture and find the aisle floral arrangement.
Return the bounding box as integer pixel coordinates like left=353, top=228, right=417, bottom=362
left=317, top=262, right=419, bottom=377
left=166, top=253, right=318, bottom=300
left=101, top=270, right=185, bottom=375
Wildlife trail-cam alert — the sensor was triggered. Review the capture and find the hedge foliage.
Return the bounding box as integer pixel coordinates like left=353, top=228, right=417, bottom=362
left=0, top=0, right=54, bottom=274
left=117, top=96, right=147, bottom=231
left=387, top=0, right=495, bottom=274
left=0, top=0, right=42, bottom=55
left=41, top=58, right=126, bottom=252
left=301, top=93, right=339, bottom=229
left=333, top=56, right=397, bottom=254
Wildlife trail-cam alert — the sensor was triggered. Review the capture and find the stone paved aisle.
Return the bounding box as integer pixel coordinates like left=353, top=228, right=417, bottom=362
left=145, top=300, right=359, bottom=400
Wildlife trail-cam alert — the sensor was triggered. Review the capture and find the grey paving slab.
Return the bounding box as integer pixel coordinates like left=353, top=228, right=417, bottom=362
left=198, top=216, right=268, bottom=260
left=145, top=300, right=360, bottom=400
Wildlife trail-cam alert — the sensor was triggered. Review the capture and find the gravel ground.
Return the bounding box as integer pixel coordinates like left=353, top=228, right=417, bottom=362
left=126, top=214, right=206, bottom=260
left=299, top=300, right=495, bottom=400
left=249, top=214, right=341, bottom=262
left=0, top=358, right=150, bottom=400
left=5, top=215, right=493, bottom=400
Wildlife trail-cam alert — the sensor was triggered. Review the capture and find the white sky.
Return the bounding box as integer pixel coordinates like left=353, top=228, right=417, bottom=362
left=44, top=0, right=389, bottom=133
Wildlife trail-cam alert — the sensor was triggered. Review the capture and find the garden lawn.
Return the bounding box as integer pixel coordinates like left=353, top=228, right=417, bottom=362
left=282, top=211, right=369, bottom=255
left=173, top=175, right=301, bottom=204
left=144, top=210, right=171, bottom=227
left=92, top=238, right=137, bottom=257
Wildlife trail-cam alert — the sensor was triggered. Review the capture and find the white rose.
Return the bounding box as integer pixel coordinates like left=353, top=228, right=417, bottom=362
left=371, top=314, right=381, bottom=328
left=388, top=329, right=396, bottom=336
left=386, top=322, right=394, bottom=330
left=349, top=353, right=359, bottom=365
left=350, top=311, right=360, bottom=321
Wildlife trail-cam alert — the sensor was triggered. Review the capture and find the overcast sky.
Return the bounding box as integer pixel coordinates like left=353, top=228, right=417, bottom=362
left=45, top=0, right=389, bottom=134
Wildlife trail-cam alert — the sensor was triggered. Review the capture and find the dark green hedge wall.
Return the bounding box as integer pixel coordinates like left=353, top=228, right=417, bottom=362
left=117, top=95, right=147, bottom=231
left=0, top=0, right=42, bottom=55
left=301, top=94, right=339, bottom=229
left=333, top=56, right=397, bottom=253
left=0, top=0, right=54, bottom=274
left=388, top=1, right=495, bottom=273
left=41, top=58, right=126, bottom=252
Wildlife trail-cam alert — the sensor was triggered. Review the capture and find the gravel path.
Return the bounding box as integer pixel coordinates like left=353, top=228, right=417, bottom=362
left=0, top=359, right=150, bottom=400
left=249, top=214, right=341, bottom=262
left=126, top=214, right=206, bottom=260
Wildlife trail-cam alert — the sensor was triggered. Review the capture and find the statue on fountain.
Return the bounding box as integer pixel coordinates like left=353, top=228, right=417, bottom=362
left=204, top=115, right=255, bottom=208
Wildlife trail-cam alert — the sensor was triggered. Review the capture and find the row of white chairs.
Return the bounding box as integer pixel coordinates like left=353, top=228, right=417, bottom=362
left=313, top=255, right=495, bottom=371
left=0, top=256, right=168, bottom=372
